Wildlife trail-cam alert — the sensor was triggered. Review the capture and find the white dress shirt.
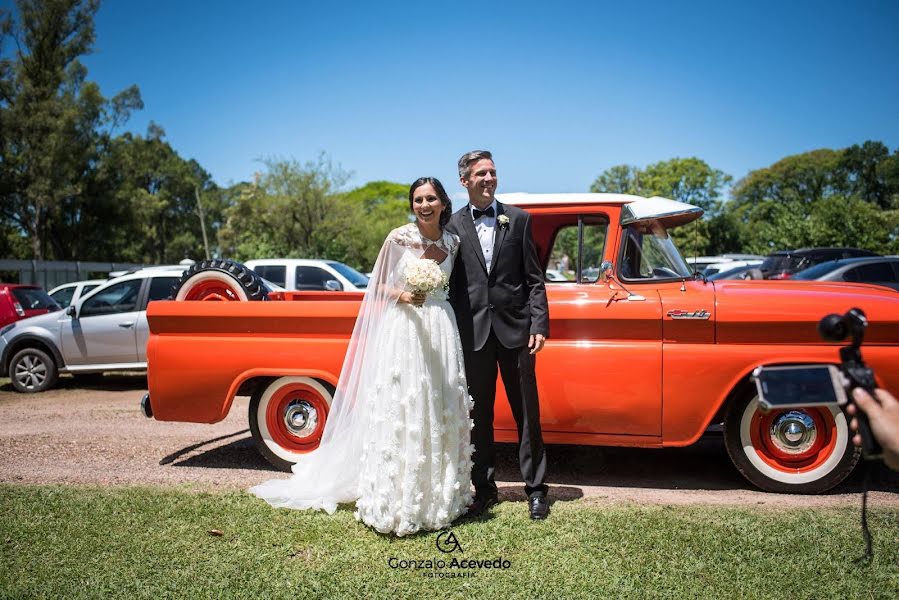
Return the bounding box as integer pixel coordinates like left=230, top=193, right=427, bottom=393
left=471, top=199, right=498, bottom=272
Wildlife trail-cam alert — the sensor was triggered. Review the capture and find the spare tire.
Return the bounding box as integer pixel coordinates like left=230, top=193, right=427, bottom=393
left=173, top=259, right=269, bottom=301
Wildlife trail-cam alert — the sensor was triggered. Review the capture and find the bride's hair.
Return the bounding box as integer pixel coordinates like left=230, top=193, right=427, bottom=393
left=409, top=177, right=452, bottom=230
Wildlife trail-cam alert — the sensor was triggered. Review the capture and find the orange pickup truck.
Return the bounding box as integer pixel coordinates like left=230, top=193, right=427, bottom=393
left=144, top=193, right=899, bottom=494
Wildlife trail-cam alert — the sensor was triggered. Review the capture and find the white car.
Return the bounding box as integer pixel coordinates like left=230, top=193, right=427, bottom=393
left=545, top=269, right=569, bottom=282
left=244, top=259, right=369, bottom=292
left=701, top=259, right=763, bottom=277
left=686, top=254, right=764, bottom=275
left=48, top=279, right=106, bottom=308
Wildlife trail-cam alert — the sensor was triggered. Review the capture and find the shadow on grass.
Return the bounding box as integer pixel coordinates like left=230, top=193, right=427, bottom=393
left=164, top=431, right=273, bottom=471
left=162, top=430, right=899, bottom=495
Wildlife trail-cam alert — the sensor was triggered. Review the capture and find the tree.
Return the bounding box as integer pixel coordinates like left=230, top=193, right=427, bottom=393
left=731, top=149, right=845, bottom=207
left=326, top=181, right=410, bottom=271
left=93, top=124, right=219, bottom=263
left=589, top=164, right=644, bottom=196
left=727, top=142, right=899, bottom=254
left=838, top=141, right=899, bottom=209
left=217, top=156, right=351, bottom=263
left=0, top=0, right=141, bottom=260
left=590, top=158, right=733, bottom=256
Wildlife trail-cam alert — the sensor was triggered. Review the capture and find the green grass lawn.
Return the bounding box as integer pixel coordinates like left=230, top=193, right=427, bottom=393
left=1, top=485, right=897, bottom=599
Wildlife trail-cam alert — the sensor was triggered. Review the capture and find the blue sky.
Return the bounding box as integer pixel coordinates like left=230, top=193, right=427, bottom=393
left=9, top=0, right=899, bottom=199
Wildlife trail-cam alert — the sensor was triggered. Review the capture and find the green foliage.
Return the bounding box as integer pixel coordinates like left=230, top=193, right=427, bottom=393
left=0, top=0, right=143, bottom=260
left=218, top=155, right=349, bottom=263
left=2, top=485, right=898, bottom=598
left=93, top=124, right=219, bottom=263
left=724, top=143, right=899, bottom=255
left=218, top=158, right=410, bottom=272
left=732, top=149, right=844, bottom=207
left=591, top=158, right=731, bottom=257
left=593, top=145, right=899, bottom=257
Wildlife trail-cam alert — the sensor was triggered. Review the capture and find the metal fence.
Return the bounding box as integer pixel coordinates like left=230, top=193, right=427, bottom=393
left=0, top=259, right=149, bottom=290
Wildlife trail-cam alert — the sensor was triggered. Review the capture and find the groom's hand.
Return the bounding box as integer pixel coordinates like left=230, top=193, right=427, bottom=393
left=528, top=334, right=546, bottom=355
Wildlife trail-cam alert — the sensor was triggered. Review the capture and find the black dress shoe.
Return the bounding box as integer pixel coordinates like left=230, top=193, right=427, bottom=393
left=528, top=495, right=549, bottom=520
left=465, top=493, right=499, bottom=518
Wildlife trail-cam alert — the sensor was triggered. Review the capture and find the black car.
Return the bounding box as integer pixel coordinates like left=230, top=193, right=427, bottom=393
left=759, top=248, right=879, bottom=279
left=791, top=256, right=899, bottom=291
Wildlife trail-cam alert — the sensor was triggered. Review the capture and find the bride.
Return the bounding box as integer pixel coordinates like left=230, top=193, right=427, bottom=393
left=250, top=177, right=473, bottom=536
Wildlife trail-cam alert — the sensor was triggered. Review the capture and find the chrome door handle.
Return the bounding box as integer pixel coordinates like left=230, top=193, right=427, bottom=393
left=118, top=321, right=135, bottom=328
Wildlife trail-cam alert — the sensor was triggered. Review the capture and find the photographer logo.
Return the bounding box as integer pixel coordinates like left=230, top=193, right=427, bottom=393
left=386, top=530, right=512, bottom=579
left=436, top=531, right=462, bottom=553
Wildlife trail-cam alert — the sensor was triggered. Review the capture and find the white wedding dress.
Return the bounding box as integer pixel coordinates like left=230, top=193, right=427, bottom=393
left=250, top=223, right=473, bottom=536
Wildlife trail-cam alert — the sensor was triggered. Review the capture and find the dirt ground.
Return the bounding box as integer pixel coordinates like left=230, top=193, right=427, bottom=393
left=1, top=374, right=897, bottom=508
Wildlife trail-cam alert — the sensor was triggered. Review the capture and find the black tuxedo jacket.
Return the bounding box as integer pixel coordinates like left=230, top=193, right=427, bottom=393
left=447, top=202, right=549, bottom=351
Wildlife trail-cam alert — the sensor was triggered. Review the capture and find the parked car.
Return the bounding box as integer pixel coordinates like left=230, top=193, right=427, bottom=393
left=143, top=193, right=899, bottom=496
left=760, top=248, right=879, bottom=280
left=707, top=264, right=765, bottom=280
left=685, top=256, right=728, bottom=273
left=244, top=259, right=369, bottom=292
left=544, top=268, right=569, bottom=282
left=0, top=267, right=190, bottom=393
left=48, top=279, right=106, bottom=308
left=0, top=284, right=61, bottom=328
left=791, top=256, right=899, bottom=291
left=0, top=261, right=284, bottom=393
left=701, top=259, right=763, bottom=277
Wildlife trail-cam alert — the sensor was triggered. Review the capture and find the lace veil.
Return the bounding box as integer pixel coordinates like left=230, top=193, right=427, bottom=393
left=249, top=223, right=459, bottom=512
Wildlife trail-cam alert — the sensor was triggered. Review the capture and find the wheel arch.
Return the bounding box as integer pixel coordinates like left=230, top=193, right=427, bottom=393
left=2, top=335, right=65, bottom=376
left=218, top=367, right=339, bottom=419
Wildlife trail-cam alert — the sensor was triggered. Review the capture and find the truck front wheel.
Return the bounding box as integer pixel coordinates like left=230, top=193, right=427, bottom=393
left=249, top=376, right=333, bottom=471
left=173, top=259, right=269, bottom=301
left=723, top=386, right=859, bottom=493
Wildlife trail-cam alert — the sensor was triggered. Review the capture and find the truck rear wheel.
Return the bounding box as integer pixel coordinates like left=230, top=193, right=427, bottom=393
left=723, top=386, right=859, bottom=493
left=173, top=259, right=269, bottom=301
left=249, top=377, right=333, bottom=471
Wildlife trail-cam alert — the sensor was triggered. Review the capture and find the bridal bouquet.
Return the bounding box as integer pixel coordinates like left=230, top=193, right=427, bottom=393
left=404, top=258, right=448, bottom=303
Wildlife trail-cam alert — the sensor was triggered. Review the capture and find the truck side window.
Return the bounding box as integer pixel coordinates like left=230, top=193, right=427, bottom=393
left=295, top=266, right=335, bottom=291
left=253, top=266, right=286, bottom=287
left=147, top=277, right=181, bottom=303
left=547, top=217, right=608, bottom=283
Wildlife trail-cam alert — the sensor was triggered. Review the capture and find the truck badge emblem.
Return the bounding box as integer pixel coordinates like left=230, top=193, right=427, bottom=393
left=667, top=309, right=711, bottom=320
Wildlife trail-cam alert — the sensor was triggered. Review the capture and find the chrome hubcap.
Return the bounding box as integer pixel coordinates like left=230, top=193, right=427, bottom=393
left=283, top=400, right=318, bottom=438
left=14, top=355, right=46, bottom=390
left=769, top=411, right=817, bottom=454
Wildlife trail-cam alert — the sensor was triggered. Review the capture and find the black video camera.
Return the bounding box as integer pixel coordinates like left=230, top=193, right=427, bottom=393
left=818, top=308, right=883, bottom=459
left=752, top=308, right=883, bottom=460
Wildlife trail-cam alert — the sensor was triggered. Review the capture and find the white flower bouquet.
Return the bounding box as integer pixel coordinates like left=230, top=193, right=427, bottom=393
left=403, top=258, right=448, bottom=300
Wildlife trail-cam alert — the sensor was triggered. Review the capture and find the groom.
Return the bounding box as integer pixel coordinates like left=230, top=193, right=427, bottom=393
left=447, top=150, right=550, bottom=520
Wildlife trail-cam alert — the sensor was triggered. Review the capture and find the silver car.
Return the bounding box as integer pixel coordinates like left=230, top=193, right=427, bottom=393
left=0, top=267, right=186, bottom=392
left=791, top=256, right=899, bottom=291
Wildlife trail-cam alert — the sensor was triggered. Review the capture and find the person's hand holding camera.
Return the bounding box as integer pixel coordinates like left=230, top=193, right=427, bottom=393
left=847, top=388, right=899, bottom=471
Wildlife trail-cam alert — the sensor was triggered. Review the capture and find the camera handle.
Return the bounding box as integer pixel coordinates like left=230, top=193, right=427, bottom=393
left=838, top=345, right=883, bottom=459
left=819, top=308, right=883, bottom=459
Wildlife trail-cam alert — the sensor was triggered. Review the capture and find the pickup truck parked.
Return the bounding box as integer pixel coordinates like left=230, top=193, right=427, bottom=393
left=144, top=193, right=899, bottom=494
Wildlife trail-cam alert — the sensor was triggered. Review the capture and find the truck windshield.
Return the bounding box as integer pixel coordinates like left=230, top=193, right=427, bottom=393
left=327, top=261, right=369, bottom=289
left=619, top=222, right=692, bottom=281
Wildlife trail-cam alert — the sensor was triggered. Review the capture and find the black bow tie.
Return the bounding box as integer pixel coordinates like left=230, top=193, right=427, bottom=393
left=472, top=206, right=495, bottom=219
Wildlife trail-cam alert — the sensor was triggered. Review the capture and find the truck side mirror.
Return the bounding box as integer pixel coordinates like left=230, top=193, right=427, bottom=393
left=324, top=280, right=343, bottom=292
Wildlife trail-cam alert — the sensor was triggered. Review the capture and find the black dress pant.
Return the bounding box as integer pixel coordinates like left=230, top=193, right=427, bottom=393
left=464, top=330, right=548, bottom=498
